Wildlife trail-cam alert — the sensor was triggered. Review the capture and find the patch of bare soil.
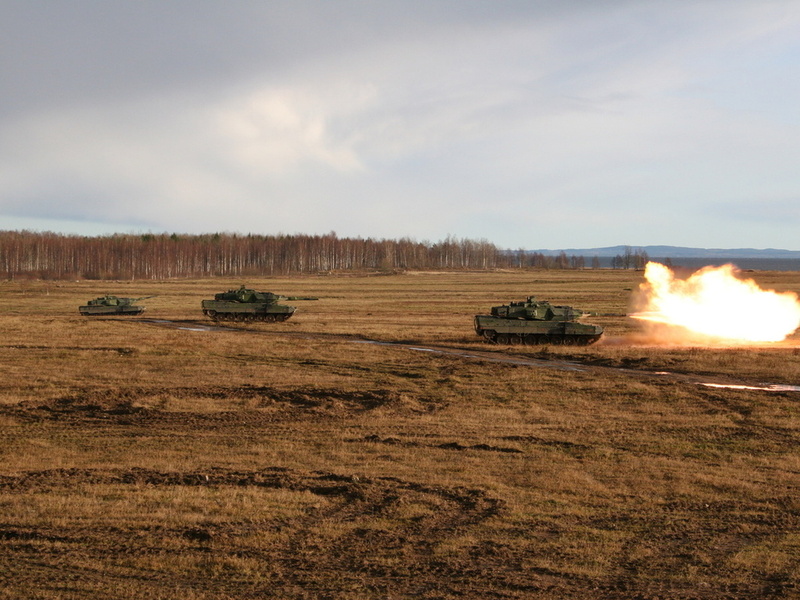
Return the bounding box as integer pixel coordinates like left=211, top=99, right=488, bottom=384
left=355, top=434, right=524, bottom=454
left=0, top=344, right=136, bottom=354
left=7, top=385, right=442, bottom=427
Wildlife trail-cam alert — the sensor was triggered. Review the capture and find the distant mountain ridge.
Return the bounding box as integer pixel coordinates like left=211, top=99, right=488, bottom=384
left=530, top=245, right=800, bottom=259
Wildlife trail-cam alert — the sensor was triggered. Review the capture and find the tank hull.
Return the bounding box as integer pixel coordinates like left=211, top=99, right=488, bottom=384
left=79, top=305, right=145, bottom=316
left=201, top=300, right=296, bottom=322
left=474, top=315, right=602, bottom=345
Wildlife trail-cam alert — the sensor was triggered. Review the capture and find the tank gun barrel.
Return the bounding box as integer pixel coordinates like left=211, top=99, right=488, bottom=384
left=284, top=296, right=319, bottom=301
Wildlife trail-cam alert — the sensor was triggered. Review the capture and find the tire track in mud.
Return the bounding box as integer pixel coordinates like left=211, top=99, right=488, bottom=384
left=1, top=467, right=793, bottom=599
left=0, top=466, right=512, bottom=599
left=354, top=433, right=524, bottom=454
left=5, top=384, right=442, bottom=428
left=138, top=318, right=800, bottom=392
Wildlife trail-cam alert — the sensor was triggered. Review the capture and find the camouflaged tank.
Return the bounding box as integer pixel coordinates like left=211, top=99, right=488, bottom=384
left=201, top=286, right=317, bottom=322
left=79, top=295, right=153, bottom=316
left=474, top=296, right=603, bottom=345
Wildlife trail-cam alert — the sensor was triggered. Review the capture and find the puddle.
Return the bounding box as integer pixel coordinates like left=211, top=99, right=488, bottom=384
left=701, top=383, right=800, bottom=392
left=139, top=319, right=228, bottom=332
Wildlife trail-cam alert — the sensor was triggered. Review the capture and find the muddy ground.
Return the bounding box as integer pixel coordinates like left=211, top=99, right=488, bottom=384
left=2, top=361, right=799, bottom=599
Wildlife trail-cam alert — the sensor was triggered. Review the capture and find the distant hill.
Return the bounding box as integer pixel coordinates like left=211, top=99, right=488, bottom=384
left=530, top=245, right=800, bottom=259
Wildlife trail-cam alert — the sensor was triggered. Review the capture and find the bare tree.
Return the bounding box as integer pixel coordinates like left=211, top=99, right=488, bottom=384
left=0, top=231, right=519, bottom=280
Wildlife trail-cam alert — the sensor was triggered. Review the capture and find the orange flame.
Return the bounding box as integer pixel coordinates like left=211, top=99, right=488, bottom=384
left=631, top=262, right=800, bottom=344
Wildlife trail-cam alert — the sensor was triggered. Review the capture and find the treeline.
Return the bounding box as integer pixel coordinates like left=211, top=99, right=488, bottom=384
left=513, top=247, right=650, bottom=270
left=0, top=231, right=653, bottom=280
left=0, top=231, right=511, bottom=280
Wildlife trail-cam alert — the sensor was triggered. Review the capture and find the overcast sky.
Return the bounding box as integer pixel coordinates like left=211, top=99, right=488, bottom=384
left=1, top=0, right=799, bottom=250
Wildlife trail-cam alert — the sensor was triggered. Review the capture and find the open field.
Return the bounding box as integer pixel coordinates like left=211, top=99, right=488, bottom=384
left=1, top=269, right=799, bottom=599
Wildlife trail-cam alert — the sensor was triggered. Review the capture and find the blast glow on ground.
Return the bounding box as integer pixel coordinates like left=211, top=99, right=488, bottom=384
left=630, top=262, right=800, bottom=345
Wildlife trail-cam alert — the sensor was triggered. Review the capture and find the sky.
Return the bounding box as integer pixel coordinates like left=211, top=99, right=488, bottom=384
left=1, top=0, right=799, bottom=250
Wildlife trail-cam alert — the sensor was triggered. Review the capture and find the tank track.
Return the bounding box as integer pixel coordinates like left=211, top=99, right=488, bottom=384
left=202, top=311, right=292, bottom=323
left=480, top=330, right=601, bottom=346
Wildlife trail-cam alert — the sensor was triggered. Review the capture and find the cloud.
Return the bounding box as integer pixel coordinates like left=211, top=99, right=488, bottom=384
left=1, top=1, right=800, bottom=249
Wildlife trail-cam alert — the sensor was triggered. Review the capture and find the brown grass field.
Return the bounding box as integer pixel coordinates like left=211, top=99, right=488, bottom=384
left=1, top=269, right=799, bottom=599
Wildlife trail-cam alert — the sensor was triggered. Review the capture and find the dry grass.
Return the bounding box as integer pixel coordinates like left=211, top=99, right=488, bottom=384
left=1, top=269, right=799, bottom=599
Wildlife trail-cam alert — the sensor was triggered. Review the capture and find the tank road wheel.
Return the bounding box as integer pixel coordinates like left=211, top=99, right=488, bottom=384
left=205, top=310, right=217, bottom=321
left=482, top=330, right=497, bottom=343
left=523, top=334, right=538, bottom=346
left=563, top=336, right=576, bottom=345
left=497, top=333, right=510, bottom=345
left=509, top=334, right=522, bottom=346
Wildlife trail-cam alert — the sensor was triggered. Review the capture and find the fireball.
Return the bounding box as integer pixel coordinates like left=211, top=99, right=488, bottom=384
left=631, top=262, right=800, bottom=344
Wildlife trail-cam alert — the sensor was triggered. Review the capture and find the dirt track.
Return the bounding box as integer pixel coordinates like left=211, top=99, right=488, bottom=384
left=138, top=318, right=800, bottom=392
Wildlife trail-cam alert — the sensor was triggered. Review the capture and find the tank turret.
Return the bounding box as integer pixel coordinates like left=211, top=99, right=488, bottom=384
left=202, top=285, right=317, bottom=322
left=490, top=296, right=583, bottom=322
left=475, top=296, right=603, bottom=345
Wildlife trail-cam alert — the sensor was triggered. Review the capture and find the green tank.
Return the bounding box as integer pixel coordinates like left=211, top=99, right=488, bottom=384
left=201, top=285, right=317, bottom=322
left=474, top=296, right=603, bottom=345
left=79, top=295, right=154, bottom=316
